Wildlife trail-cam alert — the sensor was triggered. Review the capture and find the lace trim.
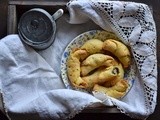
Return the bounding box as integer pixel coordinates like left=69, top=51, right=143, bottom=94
left=65, top=101, right=101, bottom=119
left=89, top=0, right=157, bottom=116
left=111, top=99, right=148, bottom=120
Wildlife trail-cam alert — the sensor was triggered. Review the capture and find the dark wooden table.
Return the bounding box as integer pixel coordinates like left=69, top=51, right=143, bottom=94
left=0, top=0, right=159, bottom=120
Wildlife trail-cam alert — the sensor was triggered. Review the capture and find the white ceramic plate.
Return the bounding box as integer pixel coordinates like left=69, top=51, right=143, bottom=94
left=61, top=30, right=136, bottom=98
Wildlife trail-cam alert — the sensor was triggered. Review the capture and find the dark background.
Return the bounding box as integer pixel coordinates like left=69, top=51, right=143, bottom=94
left=0, top=0, right=159, bottom=120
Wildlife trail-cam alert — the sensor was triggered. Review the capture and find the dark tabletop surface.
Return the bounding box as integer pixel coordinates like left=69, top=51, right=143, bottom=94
left=0, top=0, right=159, bottom=120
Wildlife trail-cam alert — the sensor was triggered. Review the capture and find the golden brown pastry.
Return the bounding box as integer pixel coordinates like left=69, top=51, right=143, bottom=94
left=66, top=37, right=131, bottom=99
left=93, top=80, right=129, bottom=99
left=103, top=39, right=131, bottom=68
left=81, top=54, right=117, bottom=76
left=67, top=49, right=88, bottom=88
left=104, top=62, right=124, bottom=87
left=80, top=39, right=103, bottom=60
left=82, top=66, right=118, bottom=89
left=116, top=63, right=124, bottom=79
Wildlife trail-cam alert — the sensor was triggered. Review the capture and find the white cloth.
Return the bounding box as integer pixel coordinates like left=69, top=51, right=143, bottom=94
left=67, top=0, right=157, bottom=119
left=0, top=0, right=157, bottom=120
left=0, top=15, right=102, bottom=120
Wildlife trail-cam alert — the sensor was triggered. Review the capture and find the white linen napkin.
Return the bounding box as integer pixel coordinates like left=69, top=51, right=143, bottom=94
left=0, top=0, right=157, bottom=120
left=0, top=34, right=102, bottom=120
left=0, top=15, right=103, bottom=120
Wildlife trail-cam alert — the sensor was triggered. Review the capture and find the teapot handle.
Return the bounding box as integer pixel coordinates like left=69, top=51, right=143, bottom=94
left=52, top=9, right=64, bottom=21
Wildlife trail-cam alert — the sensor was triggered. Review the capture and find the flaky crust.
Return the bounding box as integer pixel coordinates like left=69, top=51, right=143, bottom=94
left=82, top=66, right=118, bottom=89
left=104, top=62, right=124, bottom=87
left=67, top=49, right=88, bottom=88
left=81, top=54, right=117, bottom=76
left=80, top=39, right=104, bottom=60
left=93, top=80, right=129, bottom=99
left=103, top=39, right=131, bottom=68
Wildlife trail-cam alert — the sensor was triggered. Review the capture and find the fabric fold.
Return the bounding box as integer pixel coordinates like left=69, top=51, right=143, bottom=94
left=0, top=21, right=101, bottom=120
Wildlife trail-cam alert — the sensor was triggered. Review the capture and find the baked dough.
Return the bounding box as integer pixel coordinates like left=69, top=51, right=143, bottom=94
left=103, top=39, right=131, bottom=68
left=104, top=62, right=124, bottom=87
left=81, top=54, right=117, bottom=76
left=81, top=39, right=103, bottom=60
left=66, top=37, right=130, bottom=99
left=82, top=66, right=118, bottom=89
left=93, top=80, right=129, bottom=99
left=67, top=49, right=88, bottom=88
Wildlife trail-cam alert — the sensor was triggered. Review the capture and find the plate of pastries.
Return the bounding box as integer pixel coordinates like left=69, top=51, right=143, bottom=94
left=61, top=30, right=136, bottom=99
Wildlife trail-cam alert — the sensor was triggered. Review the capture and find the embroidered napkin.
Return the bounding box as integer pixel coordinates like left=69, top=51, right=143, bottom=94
left=67, top=0, right=157, bottom=119
left=0, top=0, right=157, bottom=120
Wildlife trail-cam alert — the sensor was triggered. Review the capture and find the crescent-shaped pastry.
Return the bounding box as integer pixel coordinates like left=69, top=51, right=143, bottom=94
left=81, top=54, right=117, bottom=76
left=93, top=80, right=129, bottom=99
left=104, top=62, right=124, bottom=87
left=103, top=39, right=131, bottom=68
left=82, top=66, right=118, bottom=89
left=80, top=39, right=103, bottom=60
left=67, top=49, right=88, bottom=88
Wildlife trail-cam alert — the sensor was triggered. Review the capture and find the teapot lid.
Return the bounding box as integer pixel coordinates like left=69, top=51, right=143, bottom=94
left=18, top=8, right=56, bottom=48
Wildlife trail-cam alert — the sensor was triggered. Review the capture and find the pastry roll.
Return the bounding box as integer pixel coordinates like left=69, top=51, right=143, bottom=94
left=67, top=49, right=88, bottom=88
left=93, top=80, right=129, bottom=99
left=103, top=39, right=131, bottom=68
left=104, top=62, right=124, bottom=87
left=81, top=54, right=117, bottom=76
left=82, top=66, right=118, bottom=89
left=81, top=39, right=103, bottom=60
